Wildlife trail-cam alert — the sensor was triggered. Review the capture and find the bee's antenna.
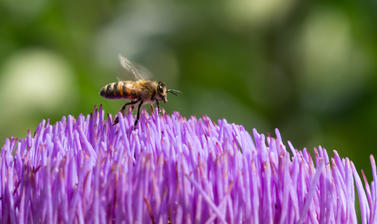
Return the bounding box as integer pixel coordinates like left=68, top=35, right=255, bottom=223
left=167, top=89, right=181, bottom=96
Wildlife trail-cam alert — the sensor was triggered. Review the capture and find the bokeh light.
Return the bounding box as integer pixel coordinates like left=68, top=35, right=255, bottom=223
left=0, top=49, right=76, bottom=140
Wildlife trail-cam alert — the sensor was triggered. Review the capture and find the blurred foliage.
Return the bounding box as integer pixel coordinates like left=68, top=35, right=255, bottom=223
left=1, top=0, right=377, bottom=174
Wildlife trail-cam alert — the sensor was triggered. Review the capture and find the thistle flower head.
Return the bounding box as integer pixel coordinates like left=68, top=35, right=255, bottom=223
left=0, top=105, right=376, bottom=223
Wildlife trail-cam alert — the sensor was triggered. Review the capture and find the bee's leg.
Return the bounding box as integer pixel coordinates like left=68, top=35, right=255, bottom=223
left=113, top=100, right=138, bottom=125
left=134, top=100, right=144, bottom=127
left=121, top=101, right=138, bottom=114
left=156, top=100, right=160, bottom=113
left=149, top=104, right=154, bottom=113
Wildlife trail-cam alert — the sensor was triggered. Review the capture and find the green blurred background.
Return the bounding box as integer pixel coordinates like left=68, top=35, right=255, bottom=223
left=1, top=0, right=376, bottom=173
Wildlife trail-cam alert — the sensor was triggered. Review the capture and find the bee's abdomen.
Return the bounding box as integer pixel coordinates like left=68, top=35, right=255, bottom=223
left=100, top=81, right=134, bottom=99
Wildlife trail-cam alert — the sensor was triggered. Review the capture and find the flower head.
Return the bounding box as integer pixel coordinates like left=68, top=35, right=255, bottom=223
left=0, top=105, right=375, bottom=223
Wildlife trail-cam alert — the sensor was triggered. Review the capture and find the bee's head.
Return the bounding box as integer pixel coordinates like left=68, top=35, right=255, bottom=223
left=157, top=81, right=181, bottom=103
left=157, top=81, right=168, bottom=103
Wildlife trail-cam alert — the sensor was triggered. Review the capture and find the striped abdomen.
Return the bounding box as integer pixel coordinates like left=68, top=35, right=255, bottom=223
left=100, top=81, right=137, bottom=99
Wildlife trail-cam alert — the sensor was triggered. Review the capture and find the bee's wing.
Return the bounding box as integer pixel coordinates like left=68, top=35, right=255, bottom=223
left=133, top=63, right=153, bottom=80
left=118, top=54, right=146, bottom=80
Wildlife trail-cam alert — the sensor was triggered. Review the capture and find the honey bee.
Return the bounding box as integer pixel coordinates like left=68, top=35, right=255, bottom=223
left=100, top=54, right=181, bottom=126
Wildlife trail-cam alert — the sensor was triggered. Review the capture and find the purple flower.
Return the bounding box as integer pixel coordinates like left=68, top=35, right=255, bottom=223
left=0, top=105, right=376, bottom=223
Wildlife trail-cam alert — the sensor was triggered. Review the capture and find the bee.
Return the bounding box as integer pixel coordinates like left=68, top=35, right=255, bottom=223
left=100, top=54, right=181, bottom=127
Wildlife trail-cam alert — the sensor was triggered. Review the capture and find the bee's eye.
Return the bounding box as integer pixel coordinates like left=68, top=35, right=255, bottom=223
left=158, top=85, right=163, bottom=93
